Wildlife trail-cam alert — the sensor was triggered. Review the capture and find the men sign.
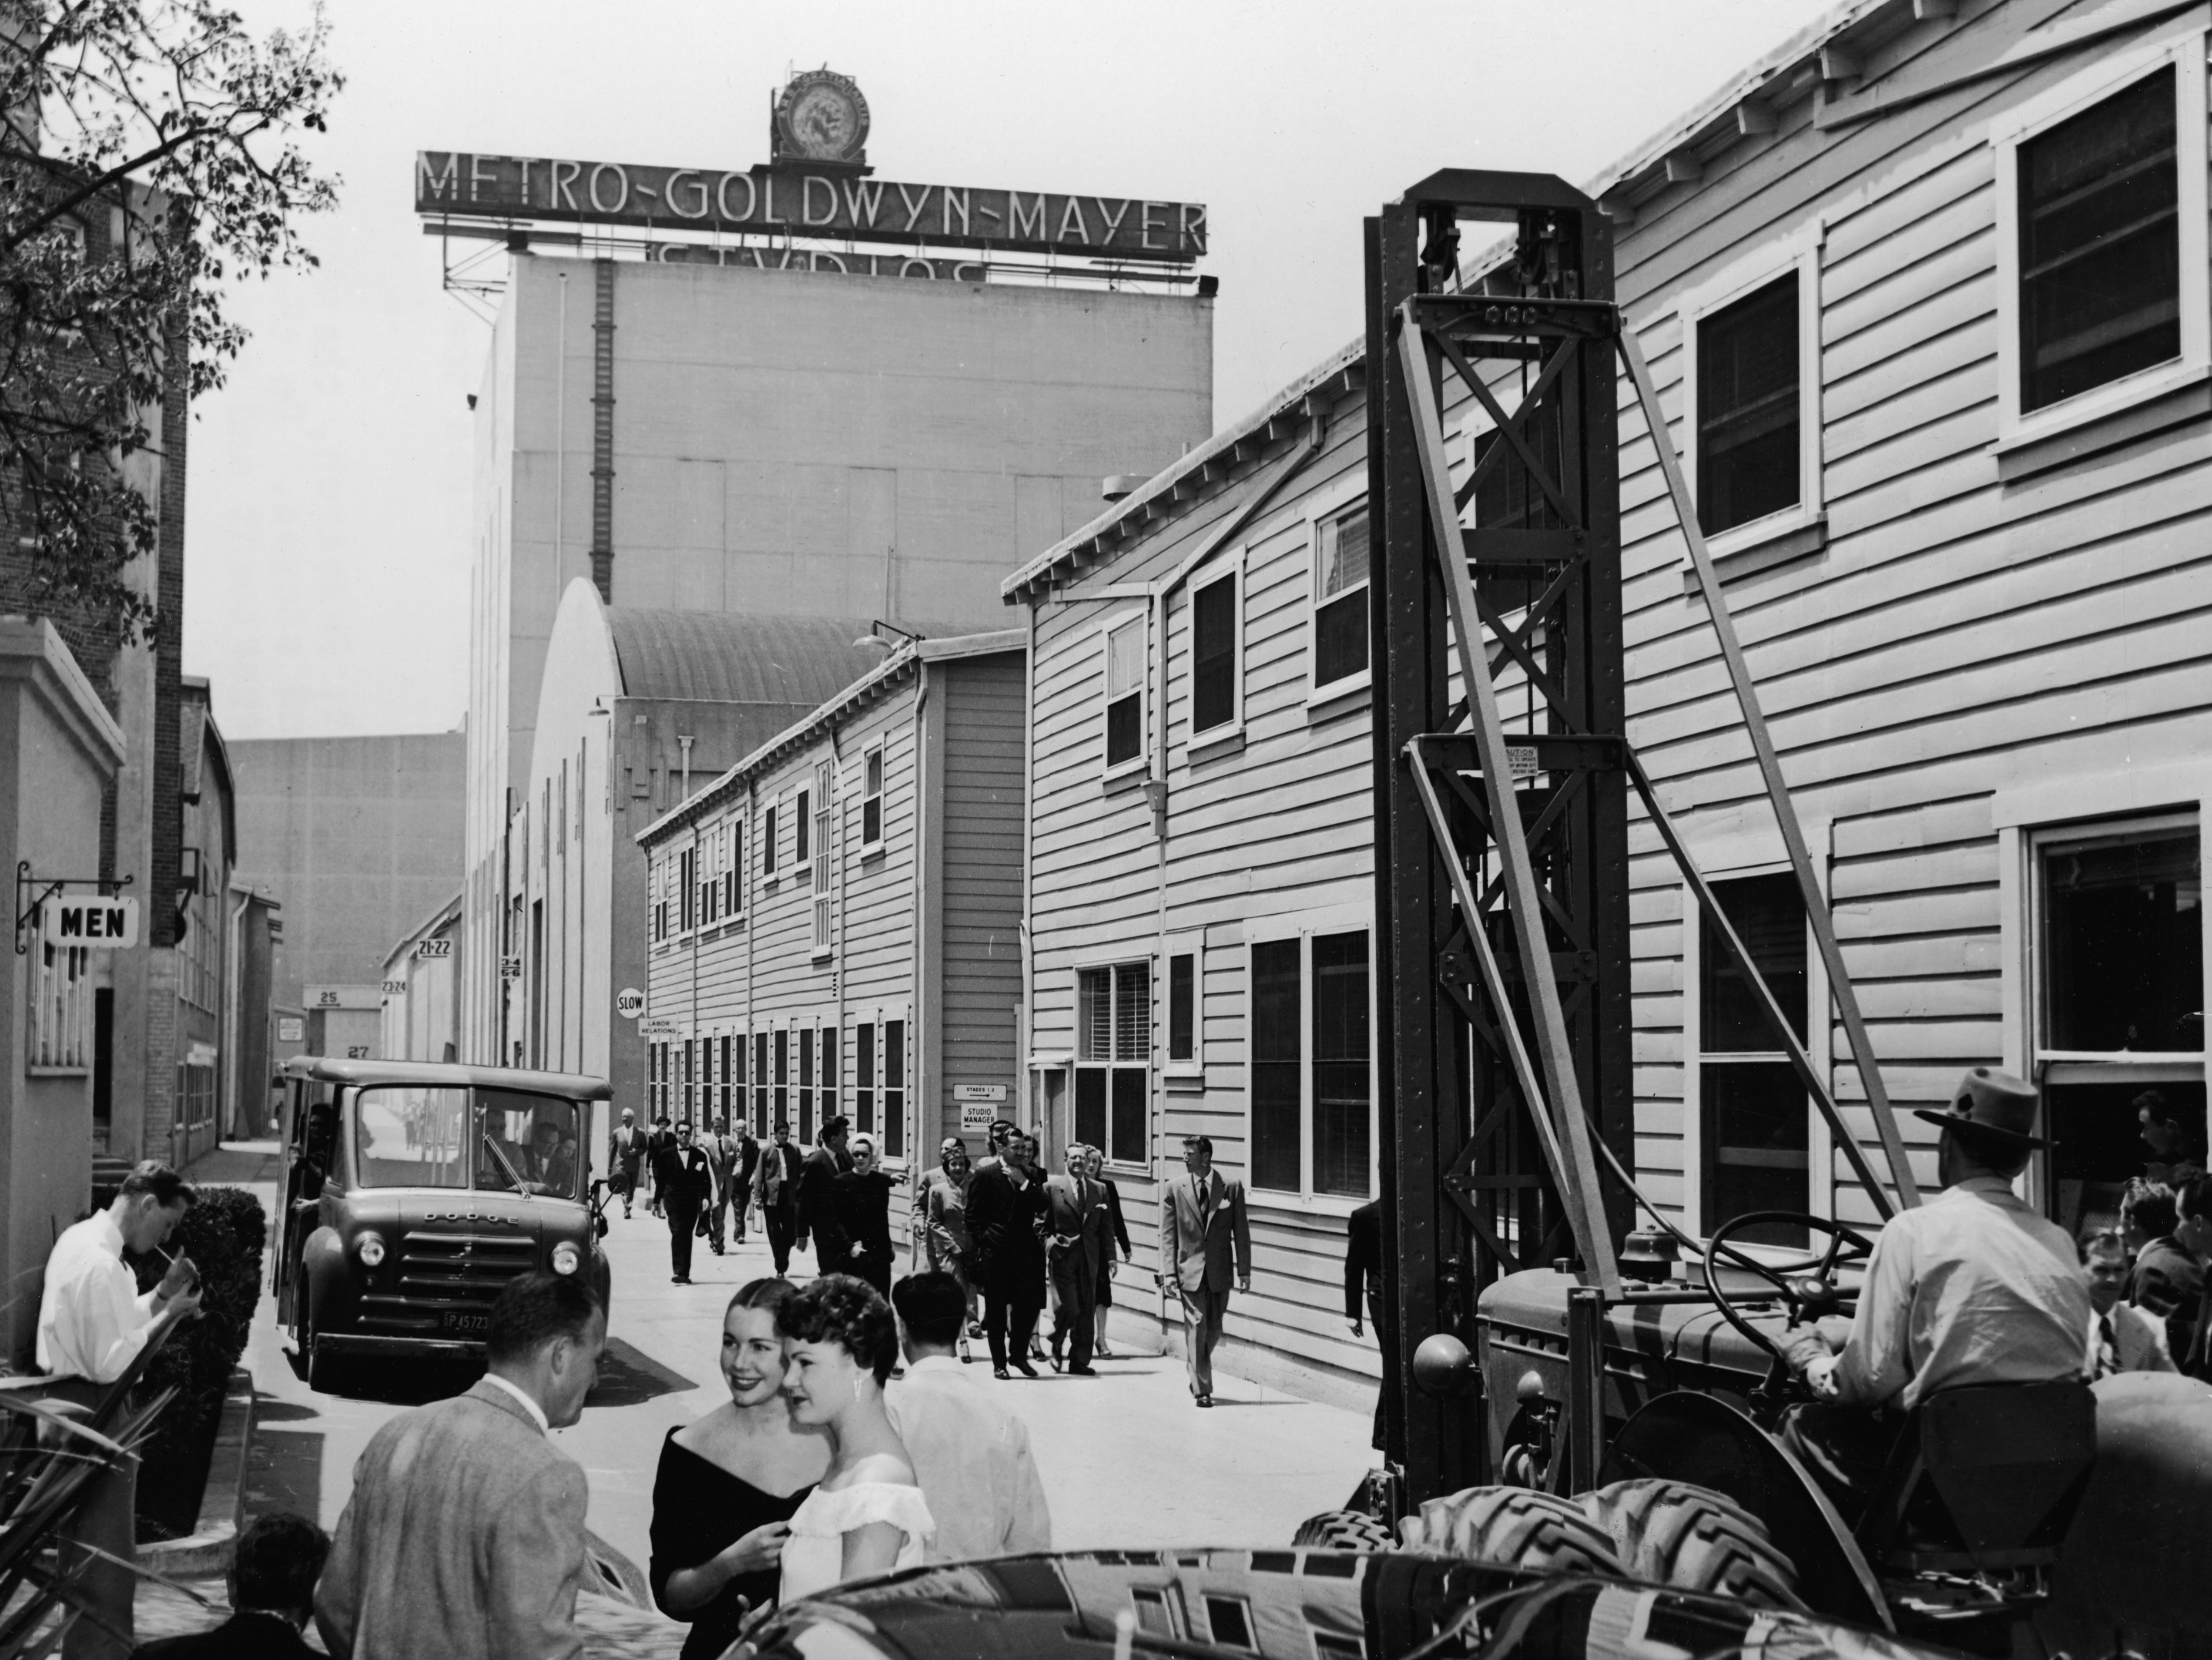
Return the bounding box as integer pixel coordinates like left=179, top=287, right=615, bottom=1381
left=42, top=896, right=138, bottom=948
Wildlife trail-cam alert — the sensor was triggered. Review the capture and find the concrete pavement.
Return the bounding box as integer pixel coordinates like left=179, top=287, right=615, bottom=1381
left=147, top=1145, right=1376, bottom=1649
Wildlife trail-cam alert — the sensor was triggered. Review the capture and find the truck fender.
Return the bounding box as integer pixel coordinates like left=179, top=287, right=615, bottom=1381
left=300, top=1225, right=348, bottom=1327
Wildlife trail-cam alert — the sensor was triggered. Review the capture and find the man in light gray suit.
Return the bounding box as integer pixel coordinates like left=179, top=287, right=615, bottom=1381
left=1158, top=1134, right=1251, bottom=1407
left=316, top=1273, right=606, bottom=1660
left=1045, top=1143, right=1110, bottom=1375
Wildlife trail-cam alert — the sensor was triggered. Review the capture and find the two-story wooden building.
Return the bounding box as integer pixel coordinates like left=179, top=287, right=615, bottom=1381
left=1006, top=0, right=2212, bottom=1401
left=638, top=629, right=1027, bottom=1240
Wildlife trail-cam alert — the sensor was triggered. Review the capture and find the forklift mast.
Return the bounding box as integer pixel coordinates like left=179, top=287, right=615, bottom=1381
left=1366, top=172, right=1919, bottom=1507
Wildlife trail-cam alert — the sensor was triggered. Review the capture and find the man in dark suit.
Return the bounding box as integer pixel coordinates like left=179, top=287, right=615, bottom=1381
left=662, top=1124, right=712, bottom=1285
left=966, top=1129, right=1048, bottom=1378
left=135, top=1511, right=329, bottom=1657
left=606, top=1109, right=646, bottom=1219
left=1158, top=1134, right=1251, bottom=1407
left=1044, top=1146, right=1108, bottom=1375
left=755, top=1121, right=804, bottom=1274
left=645, top=1114, right=675, bottom=1217
left=797, top=1115, right=854, bottom=1275
left=317, top=1275, right=605, bottom=1660
left=1345, top=1199, right=1392, bottom=1451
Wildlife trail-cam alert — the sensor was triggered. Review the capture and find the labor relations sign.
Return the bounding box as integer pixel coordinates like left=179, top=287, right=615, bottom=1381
left=416, top=151, right=1207, bottom=264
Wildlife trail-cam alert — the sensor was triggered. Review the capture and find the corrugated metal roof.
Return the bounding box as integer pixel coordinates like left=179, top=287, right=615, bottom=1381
left=605, top=609, right=889, bottom=705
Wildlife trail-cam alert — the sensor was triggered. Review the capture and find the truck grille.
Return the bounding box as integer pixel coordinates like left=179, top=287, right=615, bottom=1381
left=351, top=1232, right=543, bottom=1338
left=397, top=1231, right=539, bottom=1302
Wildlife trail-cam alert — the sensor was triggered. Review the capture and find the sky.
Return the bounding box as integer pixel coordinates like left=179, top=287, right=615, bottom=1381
left=181, top=0, right=1836, bottom=740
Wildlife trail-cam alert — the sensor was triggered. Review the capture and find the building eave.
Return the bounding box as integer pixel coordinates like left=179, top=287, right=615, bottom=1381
left=1000, top=340, right=1365, bottom=606
left=636, top=629, right=1026, bottom=848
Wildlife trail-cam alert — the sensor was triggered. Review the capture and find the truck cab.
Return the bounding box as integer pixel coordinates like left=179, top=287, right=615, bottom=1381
left=273, top=1056, right=614, bottom=1391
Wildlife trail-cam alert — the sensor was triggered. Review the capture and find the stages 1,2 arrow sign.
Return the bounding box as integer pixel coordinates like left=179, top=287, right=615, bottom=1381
left=615, top=988, right=645, bottom=1020
left=43, top=896, right=137, bottom=948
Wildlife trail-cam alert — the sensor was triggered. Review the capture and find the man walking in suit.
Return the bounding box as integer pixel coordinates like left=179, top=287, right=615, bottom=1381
left=1158, top=1134, right=1251, bottom=1407
left=797, top=1115, right=854, bottom=1275
left=607, top=1109, right=647, bottom=1218
left=645, top=1114, right=675, bottom=1217
left=755, top=1121, right=804, bottom=1274
left=317, top=1274, right=605, bottom=1660
left=967, top=1129, right=1049, bottom=1377
left=704, top=1116, right=736, bottom=1256
left=1045, top=1145, right=1107, bottom=1376
left=1345, top=1198, right=1393, bottom=1450
left=663, top=1124, right=712, bottom=1285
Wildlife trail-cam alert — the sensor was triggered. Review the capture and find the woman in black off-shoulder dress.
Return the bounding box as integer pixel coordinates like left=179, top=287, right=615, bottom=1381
left=650, top=1277, right=832, bottom=1659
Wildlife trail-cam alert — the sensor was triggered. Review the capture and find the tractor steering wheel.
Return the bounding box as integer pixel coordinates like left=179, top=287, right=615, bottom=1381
left=1701, top=1210, right=1876, bottom=1367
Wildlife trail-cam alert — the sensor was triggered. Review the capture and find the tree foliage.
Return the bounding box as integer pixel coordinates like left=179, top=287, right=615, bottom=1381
left=0, top=0, right=341, bottom=642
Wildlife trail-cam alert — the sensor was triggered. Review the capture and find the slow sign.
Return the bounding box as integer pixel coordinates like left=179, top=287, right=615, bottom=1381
left=42, top=896, right=137, bottom=949
left=615, top=988, right=645, bottom=1020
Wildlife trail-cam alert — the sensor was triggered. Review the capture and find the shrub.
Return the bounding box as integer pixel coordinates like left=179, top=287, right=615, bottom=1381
left=126, top=1185, right=265, bottom=1535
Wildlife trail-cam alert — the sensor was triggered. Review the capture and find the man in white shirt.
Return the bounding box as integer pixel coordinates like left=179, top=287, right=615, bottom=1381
left=1780, top=1068, right=2089, bottom=1515
left=32, top=1161, right=203, bottom=1659
left=39, top=1161, right=203, bottom=1381
left=887, top=1271, right=1051, bottom=1562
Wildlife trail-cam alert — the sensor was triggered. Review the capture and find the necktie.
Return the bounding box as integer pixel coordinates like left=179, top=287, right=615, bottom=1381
left=2094, top=1313, right=2118, bottom=1379
left=1194, top=1177, right=1206, bottom=1225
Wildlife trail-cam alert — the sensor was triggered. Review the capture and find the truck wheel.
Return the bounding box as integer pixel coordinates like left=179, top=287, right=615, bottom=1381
left=1399, top=1487, right=1622, bottom=1574
left=1578, top=1479, right=1798, bottom=1607
left=302, top=1299, right=343, bottom=1395
left=1292, top=1510, right=1397, bottom=1552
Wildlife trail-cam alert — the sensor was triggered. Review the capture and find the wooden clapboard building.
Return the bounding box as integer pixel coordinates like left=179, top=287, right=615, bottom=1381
left=1007, top=0, right=2212, bottom=1399
left=636, top=630, right=1027, bottom=1244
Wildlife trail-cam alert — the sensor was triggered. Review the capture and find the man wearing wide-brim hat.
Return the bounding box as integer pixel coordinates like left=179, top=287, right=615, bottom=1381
left=1778, top=1067, right=2091, bottom=1515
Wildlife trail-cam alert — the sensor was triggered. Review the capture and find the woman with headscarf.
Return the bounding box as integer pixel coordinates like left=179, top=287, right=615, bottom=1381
left=912, top=1136, right=976, bottom=1361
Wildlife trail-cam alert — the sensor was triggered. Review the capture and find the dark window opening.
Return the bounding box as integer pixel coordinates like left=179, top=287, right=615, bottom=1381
left=1312, top=931, right=1371, bottom=1198
left=1700, top=871, right=1810, bottom=1244
left=1191, top=576, right=1238, bottom=733
left=1168, top=952, right=1196, bottom=1063
left=2020, top=66, right=2180, bottom=413
left=1697, top=273, right=1799, bottom=535
left=1252, top=940, right=1301, bottom=1193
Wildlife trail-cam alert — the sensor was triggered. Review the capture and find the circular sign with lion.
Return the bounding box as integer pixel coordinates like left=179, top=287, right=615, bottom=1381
left=775, top=69, right=870, bottom=166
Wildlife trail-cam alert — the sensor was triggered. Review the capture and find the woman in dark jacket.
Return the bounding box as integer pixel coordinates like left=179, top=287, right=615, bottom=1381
left=830, top=1134, right=897, bottom=1296
left=962, top=1130, right=1049, bottom=1378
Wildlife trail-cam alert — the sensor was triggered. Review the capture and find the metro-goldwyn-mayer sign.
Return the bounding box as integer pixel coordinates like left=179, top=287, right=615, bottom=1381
left=417, top=152, right=1206, bottom=264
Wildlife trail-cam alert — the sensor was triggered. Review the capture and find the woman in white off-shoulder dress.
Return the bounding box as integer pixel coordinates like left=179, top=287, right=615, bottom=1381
left=775, top=1273, right=936, bottom=1602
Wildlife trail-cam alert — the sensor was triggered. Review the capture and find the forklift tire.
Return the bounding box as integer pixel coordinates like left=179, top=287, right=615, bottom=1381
left=1291, top=1510, right=1398, bottom=1552
left=1578, top=1479, right=1799, bottom=1608
left=1398, top=1487, right=1623, bottom=1575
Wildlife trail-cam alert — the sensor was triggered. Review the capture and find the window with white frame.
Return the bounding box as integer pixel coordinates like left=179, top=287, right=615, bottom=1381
left=1165, top=932, right=1203, bottom=1077
left=753, top=1031, right=771, bottom=1133
left=1675, top=232, right=1822, bottom=552
left=1995, top=35, right=2210, bottom=440
left=1697, top=275, right=1801, bottom=536
left=861, top=743, right=885, bottom=848
left=722, top=820, right=743, bottom=918
left=1077, top=963, right=1150, bottom=1164
left=884, top=1018, right=906, bottom=1159
left=773, top=1027, right=790, bottom=1132
left=812, top=761, right=833, bottom=953
left=1696, top=873, right=1810, bottom=1246
left=698, top=830, right=719, bottom=927
left=651, top=857, right=671, bottom=943
left=1312, top=504, right=1370, bottom=690
left=854, top=1021, right=877, bottom=1134
left=797, top=1025, right=816, bottom=1142
left=761, top=802, right=779, bottom=878
left=30, top=930, right=91, bottom=1070
left=795, top=783, right=812, bottom=867
left=1249, top=929, right=1372, bottom=1198
left=2033, top=814, right=2204, bottom=1238
left=1188, top=565, right=1240, bottom=738
left=1102, top=614, right=1147, bottom=773
left=678, top=844, right=697, bottom=933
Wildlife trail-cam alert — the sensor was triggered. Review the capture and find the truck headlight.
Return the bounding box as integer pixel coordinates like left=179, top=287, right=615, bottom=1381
left=356, top=1234, right=386, bottom=1267
left=550, top=1241, right=581, bottom=1276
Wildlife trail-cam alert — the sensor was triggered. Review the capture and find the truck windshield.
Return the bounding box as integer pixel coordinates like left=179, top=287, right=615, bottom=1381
left=352, top=1086, right=582, bottom=1198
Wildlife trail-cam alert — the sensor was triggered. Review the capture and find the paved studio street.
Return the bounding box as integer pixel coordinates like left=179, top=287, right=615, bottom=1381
left=139, top=1145, right=1374, bottom=1651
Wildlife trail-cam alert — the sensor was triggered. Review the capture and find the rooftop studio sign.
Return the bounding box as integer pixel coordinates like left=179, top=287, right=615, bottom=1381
left=415, top=152, right=1207, bottom=264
